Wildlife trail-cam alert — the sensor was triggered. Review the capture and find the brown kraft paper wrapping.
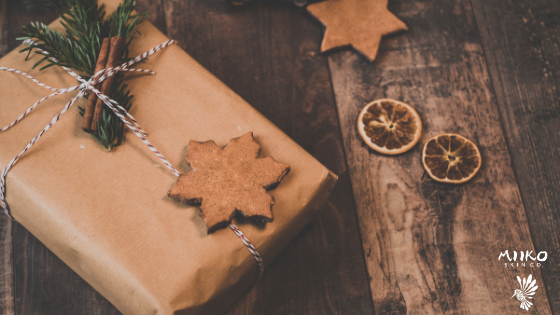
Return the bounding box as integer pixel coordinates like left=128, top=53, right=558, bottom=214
left=0, top=1, right=338, bottom=314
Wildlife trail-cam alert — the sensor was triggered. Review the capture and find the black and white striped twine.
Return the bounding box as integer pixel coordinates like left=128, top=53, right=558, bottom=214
left=0, top=39, right=264, bottom=279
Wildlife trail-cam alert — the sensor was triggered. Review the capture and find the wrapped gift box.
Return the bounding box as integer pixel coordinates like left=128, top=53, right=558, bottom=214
left=0, top=1, right=337, bottom=314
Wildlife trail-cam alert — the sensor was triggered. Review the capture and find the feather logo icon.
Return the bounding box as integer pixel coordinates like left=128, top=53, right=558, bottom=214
left=512, top=274, right=538, bottom=311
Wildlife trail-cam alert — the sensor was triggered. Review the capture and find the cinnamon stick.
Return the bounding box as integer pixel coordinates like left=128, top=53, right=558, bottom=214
left=82, top=38, right=111, bottom=134
left=91, top=36, right=125, bottom=133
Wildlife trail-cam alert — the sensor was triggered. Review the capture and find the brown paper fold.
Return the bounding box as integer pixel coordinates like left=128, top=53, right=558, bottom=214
left=0, top=1, right=337, bottom=314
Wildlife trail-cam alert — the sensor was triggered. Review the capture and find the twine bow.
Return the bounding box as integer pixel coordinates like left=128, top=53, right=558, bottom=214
left=0, top=39, right=264, bottom=278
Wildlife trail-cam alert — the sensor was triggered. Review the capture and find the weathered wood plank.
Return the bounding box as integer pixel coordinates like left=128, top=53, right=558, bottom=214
left=469, top=0, right=560, bottom=312
left=162, top=1, right=374, bottom=314
left=1, top=1, right=15, bottom=314
left=13, top=228, right=123, bottom=315
left=136, top=0, right=167, bottom=35
left=327, top=0, right=553, bottom=313
left=0, top=217, right=13, bottom=315
left=0, top=218, right=13, bottom=315
left=0, top=0, right=7, bottom=56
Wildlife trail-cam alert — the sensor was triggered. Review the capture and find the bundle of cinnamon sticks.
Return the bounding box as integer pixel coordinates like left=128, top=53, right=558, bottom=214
left=82, top=36, right=125, bottom=134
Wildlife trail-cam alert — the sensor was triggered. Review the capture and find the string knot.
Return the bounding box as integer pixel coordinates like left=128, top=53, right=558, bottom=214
left=0, top=38, right=264, bottom=279
left=0, top=39, right=179, bottom=218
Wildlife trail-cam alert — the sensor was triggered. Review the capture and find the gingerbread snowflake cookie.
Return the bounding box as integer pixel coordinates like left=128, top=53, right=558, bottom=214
left=168, top=132, right=290, bottom=233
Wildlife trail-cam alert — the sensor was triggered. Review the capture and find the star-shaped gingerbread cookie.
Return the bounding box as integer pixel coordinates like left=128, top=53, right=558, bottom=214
left=307, top=0, right=407, bottom=61
left=168, top=132, right=290, bottom=233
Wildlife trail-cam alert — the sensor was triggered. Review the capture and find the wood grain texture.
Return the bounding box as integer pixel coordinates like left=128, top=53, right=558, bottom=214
left=13, top=228, right=122, bottom=315
left=135, top=0, right=167, bottom=36
left=327, top=0, right=554, bottom=313
left=1, top=1, right=15, bottom=314
left=162, top=1, right=374, bottom=314
left=0, top=0, right=7, bottom=57
left=469, top=0, right=560, bottom=312
left=0, top=213, right=13, bottom=315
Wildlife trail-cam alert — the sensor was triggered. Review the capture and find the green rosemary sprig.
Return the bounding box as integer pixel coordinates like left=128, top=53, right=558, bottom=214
left=17, top=0, right=146, bottom=151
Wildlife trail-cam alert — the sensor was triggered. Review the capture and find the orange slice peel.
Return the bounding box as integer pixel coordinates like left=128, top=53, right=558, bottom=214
left=422, top=133, right=482, bottom=184
left=357, top=99, right=422, bottom=155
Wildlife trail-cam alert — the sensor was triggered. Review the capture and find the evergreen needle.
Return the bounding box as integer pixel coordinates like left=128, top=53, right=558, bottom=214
left=19, top=0, right=146, bottom=151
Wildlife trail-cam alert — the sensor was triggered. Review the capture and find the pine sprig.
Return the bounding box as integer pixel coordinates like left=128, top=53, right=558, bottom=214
left=19, top=21, right=101, bottom=73
left=17, top=0, right=146, bottom=151
left=78, top=74, right=134, bottom=151
left=18, top=0, right=106, bottom=73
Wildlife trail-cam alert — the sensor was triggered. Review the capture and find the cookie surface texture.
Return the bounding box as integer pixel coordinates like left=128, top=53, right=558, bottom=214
left=168, top=132, right=291, bottom=233
left=307, top=0, right=407, bottom=61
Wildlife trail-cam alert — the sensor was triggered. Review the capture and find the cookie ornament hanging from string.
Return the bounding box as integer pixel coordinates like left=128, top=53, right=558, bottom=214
left=169, top=132, right=290, bottom=234
left=0, top=44, right=280, bottom=276
left=307, top=0, right=407, bottom=62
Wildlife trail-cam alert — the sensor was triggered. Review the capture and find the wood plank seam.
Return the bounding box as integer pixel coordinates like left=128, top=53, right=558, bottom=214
left=326, top=65, right=378, bottom=306
left=326, top=0, right=554, bottom=313
left=471, top=0, right=560, bottom=307
left=466, top=1, right=555, bottom=311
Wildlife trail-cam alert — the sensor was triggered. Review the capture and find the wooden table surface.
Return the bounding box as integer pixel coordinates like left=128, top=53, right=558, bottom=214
left=1, top=0, right=559, bottom=314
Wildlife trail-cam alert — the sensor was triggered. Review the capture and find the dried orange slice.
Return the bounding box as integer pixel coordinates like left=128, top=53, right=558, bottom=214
left=422, top=134, right=482, bottom=184
left=357, top=99, right=422, bottom=155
